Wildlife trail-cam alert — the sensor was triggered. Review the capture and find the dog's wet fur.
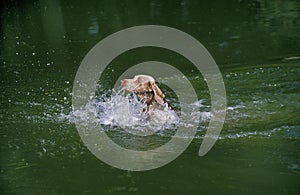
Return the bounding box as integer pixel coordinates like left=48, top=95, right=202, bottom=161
left=121, top=75, right=169, bottom=115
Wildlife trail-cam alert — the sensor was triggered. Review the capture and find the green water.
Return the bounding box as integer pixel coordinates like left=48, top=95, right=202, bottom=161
left=1, top=0, right=300, bottom=194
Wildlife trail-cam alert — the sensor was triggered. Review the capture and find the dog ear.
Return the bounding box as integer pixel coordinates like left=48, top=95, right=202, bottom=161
left=150, top=82, right=165, bottom=105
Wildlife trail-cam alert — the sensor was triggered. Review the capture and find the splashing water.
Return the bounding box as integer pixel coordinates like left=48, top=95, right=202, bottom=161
left=70, top=88, right=211, bottom=136
left=96, top=89, right=180, bottom=133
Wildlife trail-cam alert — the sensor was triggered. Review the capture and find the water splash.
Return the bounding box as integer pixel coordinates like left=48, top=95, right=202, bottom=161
left=68, top=88, right=211, bottom=136
left=95, top=89, right=181, bottom=135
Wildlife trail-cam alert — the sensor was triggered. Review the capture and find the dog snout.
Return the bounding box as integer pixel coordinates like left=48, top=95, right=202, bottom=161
left=121, top=79, right=127, bottom=88
left=121, top=79, right=137, bottom=91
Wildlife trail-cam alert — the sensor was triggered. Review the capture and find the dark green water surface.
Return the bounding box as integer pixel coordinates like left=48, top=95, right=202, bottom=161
left=1, top=0, right=300, bottom=194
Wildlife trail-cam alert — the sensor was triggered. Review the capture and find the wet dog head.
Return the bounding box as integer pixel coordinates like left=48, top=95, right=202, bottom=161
left=121, top=75, right=165, bottom=105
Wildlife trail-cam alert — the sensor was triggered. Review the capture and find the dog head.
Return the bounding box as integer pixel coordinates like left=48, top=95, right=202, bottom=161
left=121, top=75, right=165, bottom=105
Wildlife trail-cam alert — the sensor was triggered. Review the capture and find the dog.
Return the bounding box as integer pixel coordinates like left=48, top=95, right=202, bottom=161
left=121, top=75, right=167, bottom=114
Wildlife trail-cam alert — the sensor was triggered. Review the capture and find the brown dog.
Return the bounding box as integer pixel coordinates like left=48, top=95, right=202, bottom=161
left=121, top=75, right=166, bottom=113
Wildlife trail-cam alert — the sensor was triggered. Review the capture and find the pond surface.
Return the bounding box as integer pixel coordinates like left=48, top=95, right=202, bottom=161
left=1, top=0, right=300, bottom=194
